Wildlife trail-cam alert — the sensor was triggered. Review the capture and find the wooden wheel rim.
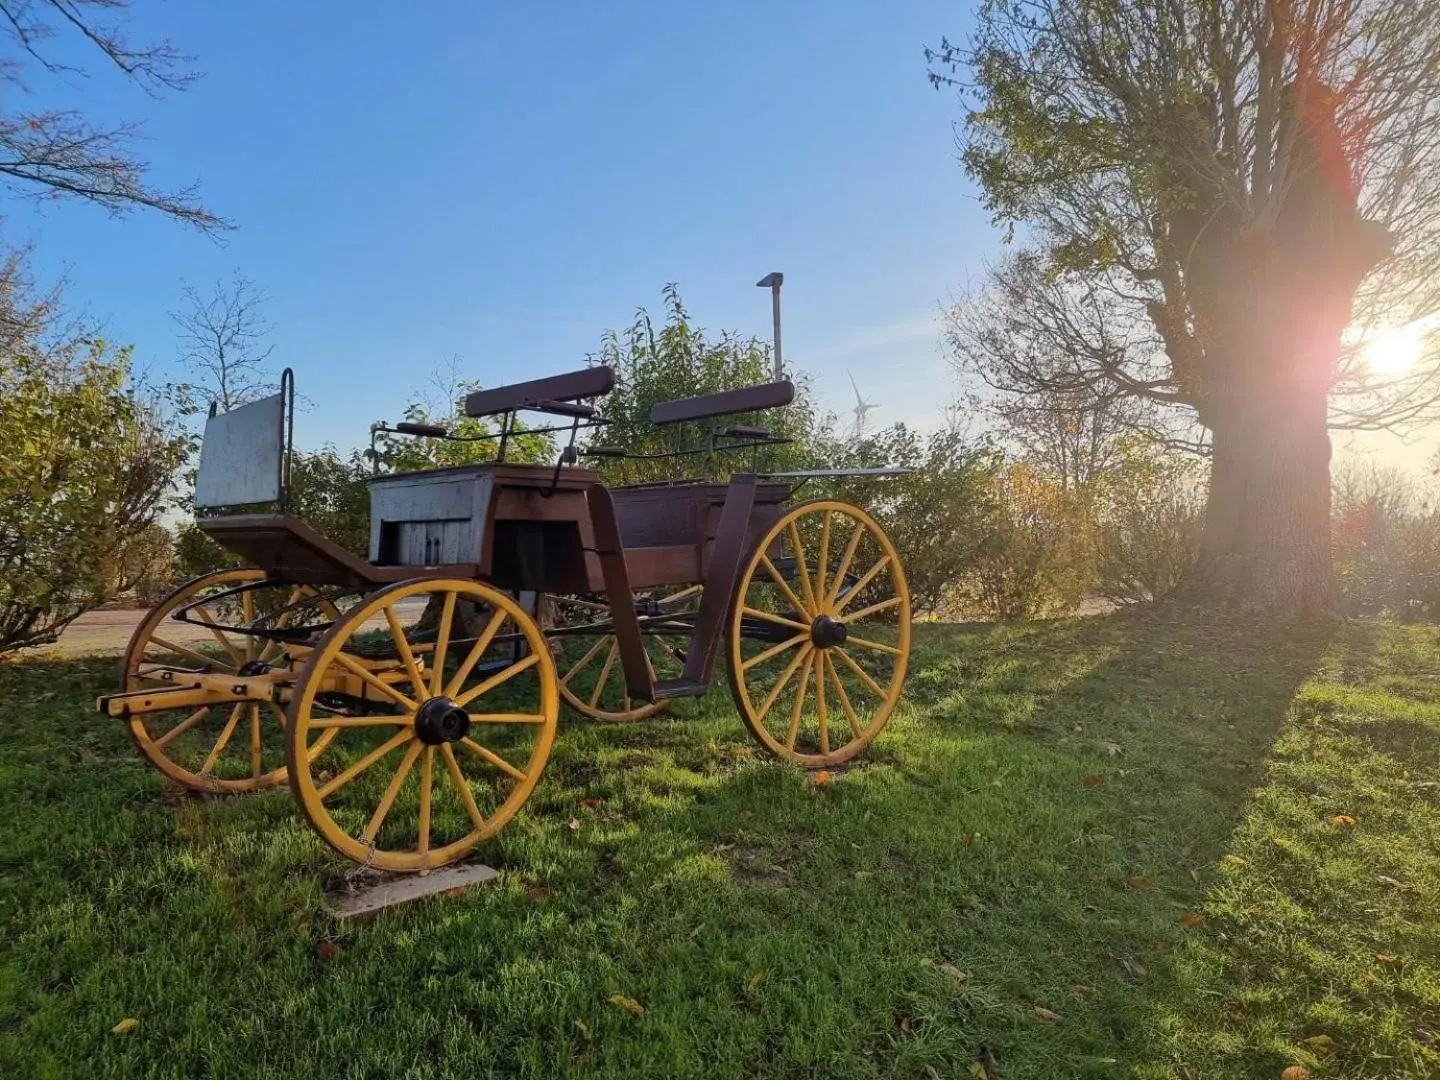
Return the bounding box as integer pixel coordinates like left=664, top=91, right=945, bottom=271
left=553, top=586, right=700, bottom=722
left=122, top=568, right=337, bottom=792
left=286, top=578, right=559, bottom=872
left=728, top=501, right=910, bottom=766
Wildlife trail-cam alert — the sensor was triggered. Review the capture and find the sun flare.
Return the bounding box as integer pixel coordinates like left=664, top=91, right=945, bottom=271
left=1363, top=322, right=1429, bottom=376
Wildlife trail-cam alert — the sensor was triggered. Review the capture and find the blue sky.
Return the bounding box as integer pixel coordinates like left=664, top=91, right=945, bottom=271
left=9, top=0, right=992, bottom=451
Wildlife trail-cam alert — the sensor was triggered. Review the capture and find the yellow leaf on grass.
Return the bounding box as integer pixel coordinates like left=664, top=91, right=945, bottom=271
left=939, top=963, right=967, bottom=985
left=1332, top=815, right=1356, bottom=827
left=814, top=771, right=831, bottom=787
left=1180, top=912, right=1206, bottom=929
left=1034, top=1006, right=1061, bottom=1022
left=1376, top=953, right=1399, bottom=965
left=1129, top=875, right=1157, bottom=892
left=1221, top=854, right=1246, bottom=868
left=609, top=994, right=645, bottom=1017
left=1302, top=1035, right=1336, bottom=1055
left=111, top=1018, right=138, bottom=1035
left=746, top=970, right=765, bottom=993
left=1280, top=1067, right=1309, bottom=1080
left=567, top=818, right=582, bottom=831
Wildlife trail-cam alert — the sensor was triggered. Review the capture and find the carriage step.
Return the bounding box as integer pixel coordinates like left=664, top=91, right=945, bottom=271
left=651, top=678, right=709, bottom=701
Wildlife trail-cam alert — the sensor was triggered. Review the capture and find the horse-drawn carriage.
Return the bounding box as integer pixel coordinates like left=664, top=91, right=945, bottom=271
left=100, top=365, right=911, bottom=872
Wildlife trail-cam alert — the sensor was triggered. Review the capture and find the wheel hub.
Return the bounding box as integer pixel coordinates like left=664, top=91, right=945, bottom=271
left=414, top=696, right=471, bottom=745
left=810, top=615, right=848, bottom=649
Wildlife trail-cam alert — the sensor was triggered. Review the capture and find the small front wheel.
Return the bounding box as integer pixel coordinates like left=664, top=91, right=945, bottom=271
left=286, top=578, right=559, bottom=872
left=728, top=501, right=911, bottom=766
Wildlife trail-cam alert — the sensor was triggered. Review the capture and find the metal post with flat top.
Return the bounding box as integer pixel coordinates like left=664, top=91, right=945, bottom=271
left=756, top=272, right=783, bottom=379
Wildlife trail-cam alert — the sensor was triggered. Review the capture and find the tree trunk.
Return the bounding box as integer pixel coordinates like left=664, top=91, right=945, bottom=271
left=1185, top=386, right=1337, bottom=615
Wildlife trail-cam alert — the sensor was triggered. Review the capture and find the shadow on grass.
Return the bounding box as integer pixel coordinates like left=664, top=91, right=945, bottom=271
left=0, top=612, right=1352, bottom=1079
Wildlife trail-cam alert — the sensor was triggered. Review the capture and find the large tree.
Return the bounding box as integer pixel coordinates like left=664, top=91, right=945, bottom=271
left=933, top=0, right=1440, bottom=613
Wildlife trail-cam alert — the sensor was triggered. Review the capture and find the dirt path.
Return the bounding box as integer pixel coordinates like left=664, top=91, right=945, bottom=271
left=29, top=607, right=214, bottom=658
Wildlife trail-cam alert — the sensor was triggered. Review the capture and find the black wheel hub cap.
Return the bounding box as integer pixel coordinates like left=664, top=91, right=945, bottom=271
left=810, top=615, right=848, bottom=649
left=414, top=696, right=471, bottom=745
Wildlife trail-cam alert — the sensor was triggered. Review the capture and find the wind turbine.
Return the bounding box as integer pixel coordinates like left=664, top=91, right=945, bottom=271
left=849, top=371, right=877, bottom=438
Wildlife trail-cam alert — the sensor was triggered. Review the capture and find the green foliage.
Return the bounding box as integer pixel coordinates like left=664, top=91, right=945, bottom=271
left=1092, top=437, right=1206, bottom=606
left=589, top=285, right=829, bottom=484
left=1332, top=462, right=1440, bottom=620
left=102, top=523, right=175, bottom=607
left=372, top=385, right=554, bottom=476
left=0, top=339, right=189, bottom=653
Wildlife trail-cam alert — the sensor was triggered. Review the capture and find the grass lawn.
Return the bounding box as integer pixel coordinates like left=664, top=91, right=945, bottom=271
left=3, top=610, right=1440, bottom=1078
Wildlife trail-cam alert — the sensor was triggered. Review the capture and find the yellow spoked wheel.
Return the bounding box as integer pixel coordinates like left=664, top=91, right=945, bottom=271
left=550, top=586, right=701, bottom=721
left=286, top=578, right=559, bottom=872
left=122, top=567, right=339, bottom=792
left=728, top=500, right=911, bottom=766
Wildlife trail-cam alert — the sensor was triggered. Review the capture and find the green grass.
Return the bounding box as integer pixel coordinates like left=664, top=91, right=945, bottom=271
left=3, top=611, right=1440, bottom=1078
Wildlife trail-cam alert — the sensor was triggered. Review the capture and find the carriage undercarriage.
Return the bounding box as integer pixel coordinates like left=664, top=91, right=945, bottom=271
left=101, top=367, right=912, bottom=873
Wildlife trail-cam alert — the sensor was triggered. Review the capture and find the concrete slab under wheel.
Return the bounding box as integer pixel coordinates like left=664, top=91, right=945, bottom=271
left=324, top=861, right=499, bottom=919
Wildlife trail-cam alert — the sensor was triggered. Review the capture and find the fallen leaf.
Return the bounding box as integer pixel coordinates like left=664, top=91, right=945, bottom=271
left=733, top=746, right=753, bottom=757
left=441, top=885, right=469, bottom=899
left=1225, top=1006, right=1244, bottom=1022
left=111, top=1018, right=138, bottom=1035
left=1083, top=775, right=1104, bottom=788
left=964, top=834, right=975, bottom=845
left=1378, top=875, right=1412, bottom=891
left=608, top=994, right=644, bottom=1017
left=739, top=809, right=755, bottom=821
left=985, top=758, right=998, bottom=769
left=814, top=771, right=831, bottom=787
left=315, top=940, right=340, bottom=961
left=853, top=869, right=873, bottom=878
left=1119, top=955, right=1148, bottom=982
left=1332, top=815, right=1357, bottom=827
left=567, top=818, right=582, bottom=831
left=1376, top=953, right=1399, bottom=965
left=746, top=970, right=765, bottom=993
left=1106, top=742, right=1124, bottom=756
left=573, top=1018, right=590, bottom=1040
left=524, top=884, right=554, bottom=902
left=1129, top=875, right=1157, bottom=892
left=579, top=797, right=604, bottom=809
left=939, top=963, right=967, bottom=986
left=974, top=1046, right=1000, bottom=1079
left=1180, top=912, right=1206, bottom=929
left=1221, top=854, right=1246, bottom=868
left=1034, top=1006, right=1061, bottom=1022
left=1280, top=1067, right=1310, bottom=1080
left=1153, top=939, right=1168, bottom=950
left=899, top=1016, right=914, bottom=1034
left=968, top=1065, right=987, bottom=1079
left=1075, top=985, right=1094, bottom=998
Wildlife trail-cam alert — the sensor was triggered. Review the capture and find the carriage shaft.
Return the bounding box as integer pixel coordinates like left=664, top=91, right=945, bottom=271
left=98, top=660, right=414, bottom=718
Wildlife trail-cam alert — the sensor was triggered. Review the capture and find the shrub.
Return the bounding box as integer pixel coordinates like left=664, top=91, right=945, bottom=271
left=1332, top=462, right=1440, bottom=620
left=1092, top=438, right=1206, bottom=605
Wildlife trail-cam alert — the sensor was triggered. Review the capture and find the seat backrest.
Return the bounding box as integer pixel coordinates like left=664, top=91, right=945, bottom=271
left=464, top=365, right=615, bottom=419
left=195, top=390, right=287, bottom=509
left=649, top=379, right=795, bottom=426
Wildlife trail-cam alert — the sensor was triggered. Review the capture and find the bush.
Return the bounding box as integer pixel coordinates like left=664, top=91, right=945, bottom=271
left=0, top=333, right=189, bottom=653
left=1092, top=438, right=1206, bottom=605
left=1332, top=462, right=1440, bottom=620
left=957, top=462, right=1095, bottom=620
left=102, top=523, right=175, bottom=606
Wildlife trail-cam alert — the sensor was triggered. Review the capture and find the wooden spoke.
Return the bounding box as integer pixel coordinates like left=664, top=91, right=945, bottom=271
left=429, top=591, right=458, bottom=695
left=468, top=712, right=548, bottom=724
left=742, top=607, right=811, bottom=634
left=835, top=556, right=892, bottom=613
left=444, top=608, right=507, bottom=698
left=417, top=747, right=434, bottom=857
left=362, top=739, right=424, bottom=842
left=454, top=653, right=539, bottom=708
left=307, top=714, right=415, bottom=729
left=785, top=650, right=815, bottom=751
left=816, top=651, right=830, bottom=755
left=756, top=643, right=813, bottom=722
left=760, top=555, right=809, bottom=618
left=153, top=706, right=210, bottom=749
left=654, top=636, right=686, bottom=664
left=384, top=605, right=429, bottom=700
left=787, top=521, right=817, bottom=615
left=317, top=729, right=413, bottom=800
left=741, top=631, right=808, bottom=672
left=560, top=596, right=610, bottom=612
left=846, top=634, right=903, bottom=656
left=659, top=584, right=702, bottom=606
left=242, top=590, right=256, bottom=662
left=147, top=636, right=236, bottom=673
left=201, top=703, right=245, bottom=775
left=331, top=650, right=419, bottom=712
left=827, top=653, right=864, bottom=738
left=844, top=595, right=903, bottom=623
left=460, top=736, right=527, bottom=782
left=441, top=743, right=487, bottom=830
left=824, top=520, right=866, bottom=608
left=816, top=510, right=831, bottom=607
left=192, top=606, right=244, bottom=666
left=249, top=704, right=262, bottom=780
left=590, top=641, right=619, bottom=708
left=832, top=646, right=886, bottom=699
left=561, top=637, right=608, bottom=685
